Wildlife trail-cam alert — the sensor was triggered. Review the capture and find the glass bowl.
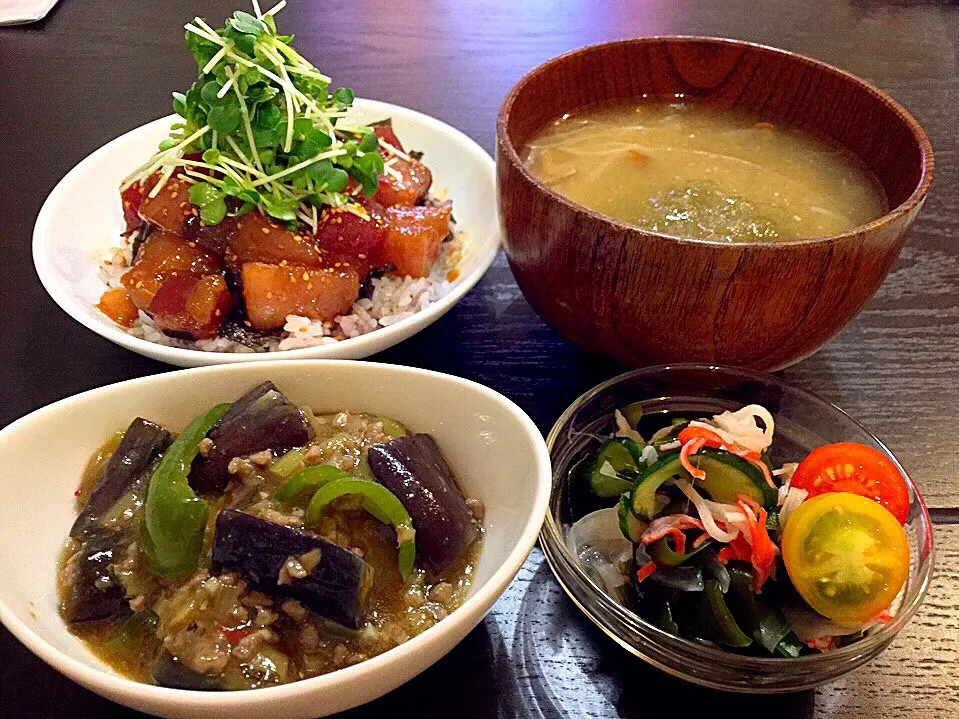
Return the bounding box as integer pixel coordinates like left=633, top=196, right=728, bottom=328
left=540, top=364, right=935, bottom=693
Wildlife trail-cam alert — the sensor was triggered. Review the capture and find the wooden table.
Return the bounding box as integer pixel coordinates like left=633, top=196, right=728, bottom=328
left=1, top=0, right=957, bottom=715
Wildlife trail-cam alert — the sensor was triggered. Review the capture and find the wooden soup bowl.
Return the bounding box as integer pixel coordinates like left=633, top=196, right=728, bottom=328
left=497, top=38, right=933, bottom=370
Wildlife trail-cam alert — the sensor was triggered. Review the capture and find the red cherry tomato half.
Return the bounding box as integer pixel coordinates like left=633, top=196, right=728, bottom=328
left=790, top=443, right=910, bottom=524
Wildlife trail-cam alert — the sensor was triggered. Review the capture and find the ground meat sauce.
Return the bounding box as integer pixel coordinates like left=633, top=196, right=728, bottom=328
left=57, top=407, right=482, bottom=690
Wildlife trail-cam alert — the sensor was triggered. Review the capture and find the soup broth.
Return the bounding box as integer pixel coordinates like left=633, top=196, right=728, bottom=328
left=523, top=102, right=888, bottom=242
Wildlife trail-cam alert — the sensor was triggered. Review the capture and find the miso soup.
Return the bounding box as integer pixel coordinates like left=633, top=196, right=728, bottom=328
left=523, top=102, right=888, bottom=242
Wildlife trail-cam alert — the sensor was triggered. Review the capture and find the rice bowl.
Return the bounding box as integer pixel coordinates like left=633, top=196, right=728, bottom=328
left=34, top=102, right=499, bottom=367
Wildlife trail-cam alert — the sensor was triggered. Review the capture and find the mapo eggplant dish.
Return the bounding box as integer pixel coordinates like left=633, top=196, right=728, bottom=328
left=58, top=382, right=483, bottom=689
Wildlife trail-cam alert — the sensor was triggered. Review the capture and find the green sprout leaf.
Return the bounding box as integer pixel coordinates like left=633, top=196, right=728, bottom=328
left=358, top=130, right=379, bottom=153
left=229, top=10, right=267, bottom=37
left=131, top=5, right=384, bottom=233
left=261, top=193, right=299, bottom=222
left=307, top=160, right=349, bottom=193
left=200, top=81, right=227, bottom=106
left=189, top=182, right=228, bottom=225
left=331, top=87, right=355, bottom=106
left=207, top=103, right=241, bottom=133
left=172, top=92, right=187, bottom=118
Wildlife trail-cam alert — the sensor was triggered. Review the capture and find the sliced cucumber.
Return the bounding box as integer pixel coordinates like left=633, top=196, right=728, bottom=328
left=617, top=493, right=646, bottom=542
left=690, top=449, right=777, bottom=508
left=588, top=439, right=638, bottom=497
left=617, top=436, right=646, bottom=462
left=629, top=451, right=683, bottom=520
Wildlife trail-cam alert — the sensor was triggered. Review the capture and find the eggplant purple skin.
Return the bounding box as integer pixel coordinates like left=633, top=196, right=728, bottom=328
left=151, top=652, right=225, bottom=691
left=70, top=418, right=172, bottom=540
left=189, top=381, right=311, bottom=494
left=64, top=418, right=172, bottom=624
left=60, top=532, right=130, bottom=623
left=212, top=510, right=370, bottom=629
left=368, top=434, right=479, bottom=573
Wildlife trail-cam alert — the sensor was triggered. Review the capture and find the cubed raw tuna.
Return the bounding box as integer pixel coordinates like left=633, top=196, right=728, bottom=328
left=241, top=262, right=360, bottom=330
left=374, top=156, right=432, bottom=207
left=228, top=210, right=327, bottom=268
left=138, top=173, right=193, bottom=234
left=314, top=198, right=387, bottom=261
left=379, top=203, right=452, bottom=278
left=121, top=231, right=224, bottom=309
left=148, top=274, right=234, bottom=339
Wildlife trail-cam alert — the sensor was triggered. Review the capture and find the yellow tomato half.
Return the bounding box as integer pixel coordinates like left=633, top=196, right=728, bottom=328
left=782, top=492, right=909, bottom=626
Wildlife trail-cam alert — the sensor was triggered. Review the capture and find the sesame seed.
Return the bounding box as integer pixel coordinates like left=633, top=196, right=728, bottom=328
left=170, top=192, right=178, bottom=199
left=302, top=271, right=310, bottom=281
left=262, top=227, right=270, bottom=234
left=267, top=291, right=273, bottom=299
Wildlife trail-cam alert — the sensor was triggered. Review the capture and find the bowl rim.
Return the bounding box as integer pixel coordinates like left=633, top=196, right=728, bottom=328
left=32, top=98, right=501, bottom=367
left=540, top=362, right=936, bottom=672
left=0, top=359, right=552, bottom=711
left=496, top=36, right=935, bottom=249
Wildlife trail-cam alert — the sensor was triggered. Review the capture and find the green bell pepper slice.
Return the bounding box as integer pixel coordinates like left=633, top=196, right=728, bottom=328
left=305, top=477, right=416, bottom=581
left=142, top=403, right=229, bottom=576
left=275, top=464, right=351, bottom=503
left=377, top=417, right=408, bottom=438
left=107, top=611, right=159, bottom=655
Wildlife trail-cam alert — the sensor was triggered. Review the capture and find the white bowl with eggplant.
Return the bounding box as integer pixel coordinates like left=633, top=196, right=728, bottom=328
left=0, top=361, right=551, bottom=718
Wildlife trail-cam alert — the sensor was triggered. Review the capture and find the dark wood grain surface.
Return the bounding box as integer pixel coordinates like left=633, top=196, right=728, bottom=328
left=1, top=0, right=957, bottom=716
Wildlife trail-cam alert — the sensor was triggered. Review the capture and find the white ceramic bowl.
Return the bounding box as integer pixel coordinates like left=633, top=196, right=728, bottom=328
left=33, top=100, right=500, bottom=367
left=0, top=361, right=550, bottom=718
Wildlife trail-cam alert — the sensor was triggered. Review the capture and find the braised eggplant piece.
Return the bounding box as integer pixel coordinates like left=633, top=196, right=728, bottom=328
left=368, top=433, right=478, bottom=572
left=189, top=381, right=311, bottom=494
left=60, top=531, right=131, bottom=623
left=70, top=418, right=172, bottom=540
left=212, top=510, right=371, bottom=629
left=150, top=651, right=225, bottom=691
